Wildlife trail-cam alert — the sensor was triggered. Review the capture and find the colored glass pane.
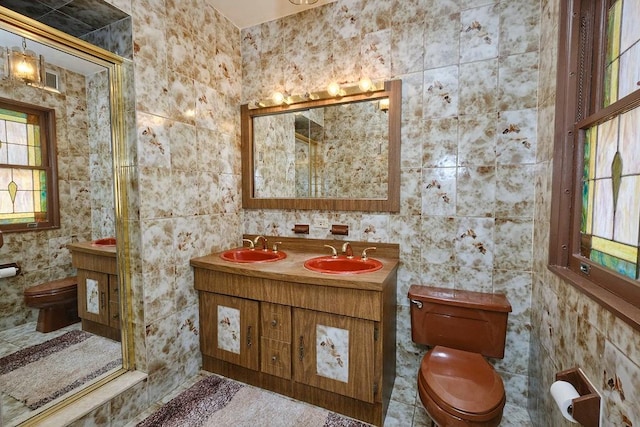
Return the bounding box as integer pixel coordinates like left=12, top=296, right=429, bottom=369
left=604, top=0, right=640, bottom=107
left=581, top=104, right=640, bottom=281
left=0, top=103, right=54, bottom=230
left=590, top=250, right=637, bottom=279
left=618, top=41, right=640, bottom=101
left=620, top=0, right=640, bottom=53
left=603, top=60, right=619, bottom=106
left=0, top=108, right=27, bottom=123
left=607, top=0, right=622, bottom=64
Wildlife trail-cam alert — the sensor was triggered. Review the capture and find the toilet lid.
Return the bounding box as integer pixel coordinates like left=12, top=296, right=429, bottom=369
left=419, top=346, right=505, bottom=417
left=24, top=277, right=77, bottom=296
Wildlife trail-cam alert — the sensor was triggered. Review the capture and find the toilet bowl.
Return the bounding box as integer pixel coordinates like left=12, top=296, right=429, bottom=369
left=408, top=285, right=512, bottom=427
left=24, top=276, right=79, bottom=333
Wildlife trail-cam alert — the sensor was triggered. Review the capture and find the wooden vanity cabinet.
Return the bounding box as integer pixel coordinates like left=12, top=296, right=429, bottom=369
left=68, top=242, right=120, bottom=341
left=293, top=308, right=376, bottom=403
left=199, top=292, right=260, bottom=371
left=192, top=239, right=398, bottom=427
left=76, top=269, right=110, bottom=325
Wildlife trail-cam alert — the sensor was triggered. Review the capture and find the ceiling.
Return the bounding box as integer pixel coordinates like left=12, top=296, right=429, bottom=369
left=209, top=0, right=337, bottom=29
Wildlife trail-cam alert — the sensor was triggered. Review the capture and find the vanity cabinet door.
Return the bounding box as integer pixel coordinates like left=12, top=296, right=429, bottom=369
left=108, top=275, right=120, bottom=329
left=293, top=308, right=376, bottom=403
left=77, top=270, right=110, bottom=325
left=200, top=293, right=260, bottom=371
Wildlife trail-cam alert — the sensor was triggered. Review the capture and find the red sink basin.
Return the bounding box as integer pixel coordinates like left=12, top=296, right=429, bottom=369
left=304, top=255, right=383, bottom=274
left=220, top=248, right=287, bottom=263
left=92, top=237, right=116, bottom=246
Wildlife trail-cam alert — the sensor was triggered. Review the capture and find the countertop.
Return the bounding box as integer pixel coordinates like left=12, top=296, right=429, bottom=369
left=67, top=240, right=117, bottom=257
left=190, top=236, right=399, bottom=292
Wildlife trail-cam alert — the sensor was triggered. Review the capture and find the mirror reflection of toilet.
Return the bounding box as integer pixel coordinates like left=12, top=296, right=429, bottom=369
left=408, top=285, right=512, bottom=427
left=23, top=277, right=79, bottom=333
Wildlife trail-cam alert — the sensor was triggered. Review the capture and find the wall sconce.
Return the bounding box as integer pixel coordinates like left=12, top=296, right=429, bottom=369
left=7, top=38, right=44, bottom=85
left=289, top=0, right=318, bottom=4
left=378, top=98, right=390, bottom=112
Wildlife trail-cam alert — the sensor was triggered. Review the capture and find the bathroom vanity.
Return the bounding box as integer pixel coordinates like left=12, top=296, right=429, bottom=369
left=68, top=240, right=120, bottom=341
left=191, top=236, right=398, bottom=426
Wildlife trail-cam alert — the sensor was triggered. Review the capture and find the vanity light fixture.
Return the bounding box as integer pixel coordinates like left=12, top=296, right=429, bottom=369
left=358, top=77, right=373, bottom=92
left=7, top=37, right=44, bottom=85
left=289, top=0, right=319, bottom=4
left=252, top=79, right=385, bottom=109
left=272, top=90, right=292, bottom=105
left=327, top=81, right=341, bottom=97
left=378, top=98, right=390, bottom=112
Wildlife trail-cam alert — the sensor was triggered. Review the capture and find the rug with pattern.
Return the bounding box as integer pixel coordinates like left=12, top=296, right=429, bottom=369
left=137, top=375, right=373, bottom=427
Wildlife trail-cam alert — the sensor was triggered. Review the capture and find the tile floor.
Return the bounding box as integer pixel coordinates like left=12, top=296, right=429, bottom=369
left=130, top=371, right=533, bottom=427
left=2, top=322, right=532, bottom=426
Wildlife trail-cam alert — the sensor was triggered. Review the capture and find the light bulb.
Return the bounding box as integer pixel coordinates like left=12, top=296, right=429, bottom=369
left=327, top=82, right=341, bottom=97
left=358, top=77, right=373, bottom=92
left=272, top=91, right=285, bottom=105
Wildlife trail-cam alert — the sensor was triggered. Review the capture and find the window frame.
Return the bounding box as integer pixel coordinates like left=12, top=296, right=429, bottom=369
left=0, top=98, right=60, bottom=233
left=550, top=0, right=640, bottom=330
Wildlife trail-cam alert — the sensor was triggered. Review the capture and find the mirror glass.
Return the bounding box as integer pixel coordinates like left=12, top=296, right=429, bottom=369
left=0, top=27, right=124, bottom=426
left=242, top=80, right=401, bottom=212
left=253, top=100, right=389, bottom=199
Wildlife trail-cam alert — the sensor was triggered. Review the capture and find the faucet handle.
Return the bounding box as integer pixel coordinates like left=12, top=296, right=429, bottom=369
left=323, top=244, right=338, bottom=258
left=242, top=238, right=255, bottom=249
left=361, top=247, right=377, bottom=260
left=272, top=241, right=282, bottom=252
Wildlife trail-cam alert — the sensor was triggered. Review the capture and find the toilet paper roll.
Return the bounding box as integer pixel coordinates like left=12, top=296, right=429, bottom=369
left=0, top=267, right=17, bottom=278
left=550, top=380, right=580, bottom=423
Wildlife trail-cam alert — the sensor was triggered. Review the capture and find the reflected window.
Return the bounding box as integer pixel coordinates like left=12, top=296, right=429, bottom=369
left=0, top=99, right=59, bottom=232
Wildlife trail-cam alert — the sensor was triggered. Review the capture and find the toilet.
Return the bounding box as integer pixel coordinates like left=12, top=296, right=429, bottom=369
left=24, top=276, right=79, bottom=333
left=408, top=285, right=512, bottom=427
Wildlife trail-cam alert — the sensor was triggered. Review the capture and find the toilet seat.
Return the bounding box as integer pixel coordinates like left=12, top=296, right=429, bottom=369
left=24, top=277, right=77, bottom=297
left=418, top=346, right=505, bottom=425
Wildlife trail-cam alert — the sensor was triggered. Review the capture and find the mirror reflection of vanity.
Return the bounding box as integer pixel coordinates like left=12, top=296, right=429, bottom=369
left=242, top=80, right=401, bottom=212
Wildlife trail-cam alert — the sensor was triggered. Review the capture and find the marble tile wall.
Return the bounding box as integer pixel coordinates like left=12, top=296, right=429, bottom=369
left=241, top=0, right=539, bottom=420
left=529, top=0, right=640, bottom=426
left=118, top=0, right=243, bottom=418
left=0, top=60, right=104, bottom=330
left=18, top=0, right=241, bottom=423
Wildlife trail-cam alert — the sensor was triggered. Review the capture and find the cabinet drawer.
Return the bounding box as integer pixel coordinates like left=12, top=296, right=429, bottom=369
left=261, top=303, right=291, bottom=342
left=261, top=337, right=291, bottom=379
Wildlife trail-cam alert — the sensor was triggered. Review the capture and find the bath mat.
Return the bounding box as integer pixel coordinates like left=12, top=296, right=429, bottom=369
left=0, top=330, right=121, bottom=409
left=137, top=375, right=372, bottom=427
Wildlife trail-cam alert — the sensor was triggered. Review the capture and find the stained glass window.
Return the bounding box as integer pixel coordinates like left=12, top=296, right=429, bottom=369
left=0, top=101, right=58, bottom=231
left=604, top=0, right=640, bottom=106
left=578, top=0, right=640, bottom=281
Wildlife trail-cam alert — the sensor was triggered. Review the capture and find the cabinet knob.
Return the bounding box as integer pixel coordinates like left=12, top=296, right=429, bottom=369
left=271, top=319, right=278, bottom=327
left=271, top=355, right=277, bottom=362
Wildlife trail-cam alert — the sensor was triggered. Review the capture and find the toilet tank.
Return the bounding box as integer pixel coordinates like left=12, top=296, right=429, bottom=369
left=408, top=285, right=512, bottom=359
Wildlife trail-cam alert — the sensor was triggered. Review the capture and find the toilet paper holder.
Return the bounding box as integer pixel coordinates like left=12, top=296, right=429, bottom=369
left=555, top=368, right=600, bottom=427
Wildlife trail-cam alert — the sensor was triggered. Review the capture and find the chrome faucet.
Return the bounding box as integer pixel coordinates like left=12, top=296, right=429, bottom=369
left=341, top=242, right=354, bottom=258
left=253, top=235, right=268, bottom=251
left=242, top=238, right=254, bottom=249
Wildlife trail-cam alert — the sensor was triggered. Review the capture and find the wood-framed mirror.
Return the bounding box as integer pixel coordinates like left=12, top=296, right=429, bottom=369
left=241, top=79, right=401, bottom=212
